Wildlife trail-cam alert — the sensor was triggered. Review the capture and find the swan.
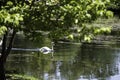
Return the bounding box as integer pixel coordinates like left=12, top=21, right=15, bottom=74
left=39, top=42, right=54, bottom=56
left=39, top=46, right=53, bottom=54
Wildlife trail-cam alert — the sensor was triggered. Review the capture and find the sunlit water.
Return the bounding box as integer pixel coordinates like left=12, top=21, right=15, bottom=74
left=5, top=41, right=120, bottom=80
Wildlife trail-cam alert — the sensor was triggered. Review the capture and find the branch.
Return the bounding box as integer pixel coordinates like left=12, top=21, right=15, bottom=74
left=0, top=29, right=16, bottom=63
left=6, top=30, right=16, bottom=57
left=30, top=0, right=36, bottom=9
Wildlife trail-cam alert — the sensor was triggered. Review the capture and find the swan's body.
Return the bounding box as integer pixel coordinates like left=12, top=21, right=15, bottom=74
left=39, top=46, right=53, bottom=54
left=39, top=42, right=54, bottom=57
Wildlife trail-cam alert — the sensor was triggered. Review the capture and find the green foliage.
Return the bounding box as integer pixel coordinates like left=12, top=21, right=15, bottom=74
left=94, top=27, right=111, bottom=34
left=7, top=74, right=38, bottom=80
left=73, top=21, right=112, bottom=42
left=0, top=26, right=7, bottom=35
left=0, top=1, right=24, bottom=33
left=23, top=0, right=113, bottom=42
left=0, top=0, right=113, bottom=42
left=109, top=0, right=120, bottom=9
left=106, top=11, right=113, bottom=17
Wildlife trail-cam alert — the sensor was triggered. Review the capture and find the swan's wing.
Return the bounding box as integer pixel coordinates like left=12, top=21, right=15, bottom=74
left=42, top=47, right=51, bottom=50
left=43, top=51, right=50, bottom=54
left=40, top=47, right=51, bottom=51
left=40, top=47, right=51, bottom=53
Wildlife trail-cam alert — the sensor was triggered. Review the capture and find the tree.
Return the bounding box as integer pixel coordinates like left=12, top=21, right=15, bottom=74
left=109, top=0, right=120, bottom=17
left=0, top=0, right=112, bottom=79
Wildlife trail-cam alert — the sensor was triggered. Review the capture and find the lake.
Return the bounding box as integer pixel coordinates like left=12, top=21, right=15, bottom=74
left=5, top=38, right=120, bottom=80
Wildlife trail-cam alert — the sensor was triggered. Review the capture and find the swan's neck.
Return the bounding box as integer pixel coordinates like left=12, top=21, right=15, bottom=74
left=52, top=45, right=53, bottom=50
left=51, top=42, right=54, bottom=51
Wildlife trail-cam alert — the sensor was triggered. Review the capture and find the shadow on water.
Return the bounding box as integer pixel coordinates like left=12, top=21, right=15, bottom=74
left=72, top=44, right=119, bottom=80
left=5, top=40, right=120, bottom=80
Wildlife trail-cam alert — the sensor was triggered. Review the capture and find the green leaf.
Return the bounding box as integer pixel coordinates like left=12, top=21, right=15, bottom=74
left=86, top=14, right=91, bottom=18
left=84, top=35, right=91, bottom=42
left=0, top=26, right=7, bottom=35
left=75, top=19, right=78, bottom=24
left=106, top=11, right=113, bottom=18
left=67, top=34, right=74, bottom=40
left=6, top=1, right=13, bottom=6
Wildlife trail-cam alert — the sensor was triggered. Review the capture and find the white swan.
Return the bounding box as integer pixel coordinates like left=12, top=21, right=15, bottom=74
left=39, top=46, right=53, bottom=54
left=39, top=42, right=54, bottom=56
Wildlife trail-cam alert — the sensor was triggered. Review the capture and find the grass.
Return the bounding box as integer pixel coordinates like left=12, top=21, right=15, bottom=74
left=6, top=74, right=39, bottom=80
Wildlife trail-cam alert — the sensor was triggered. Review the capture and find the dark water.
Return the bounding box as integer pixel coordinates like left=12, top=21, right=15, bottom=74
left=6, top=40, right=120, bottom=80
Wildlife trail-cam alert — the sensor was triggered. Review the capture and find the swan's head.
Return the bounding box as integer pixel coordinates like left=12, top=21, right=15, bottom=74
left=51, top=42, right=54, bottom=45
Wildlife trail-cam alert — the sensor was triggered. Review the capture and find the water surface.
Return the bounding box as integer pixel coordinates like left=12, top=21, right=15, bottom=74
left=6, top=41, right=120, bottom=80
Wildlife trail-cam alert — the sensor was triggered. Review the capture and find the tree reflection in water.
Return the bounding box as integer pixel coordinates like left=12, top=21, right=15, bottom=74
left=5, top=43, right=120, bottom=80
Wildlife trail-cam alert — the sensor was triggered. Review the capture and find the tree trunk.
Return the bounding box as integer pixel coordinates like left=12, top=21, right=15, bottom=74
left=0, top=30, right=16, bottom=80
left=6, top=30, right=16, bottom=57
left=0, top=57, right=6, bottom=80
left=0, top=31, right=8, bottom=80
left=0, top=63, right=6, bottom=80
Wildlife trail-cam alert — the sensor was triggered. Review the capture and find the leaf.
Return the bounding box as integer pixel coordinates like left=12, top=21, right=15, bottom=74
left=84, top=35, right=91, bottom=42
left=86, top=13, right=91, bottom=18
left=97, top=10, right=104, bottom=16
left=19, top=17, right=23, bottom=21
left=75, top=19, right=78, bottom=24
left=77, top=29, right=81, bottom=32
left=0, top=26, right=7, bottom=35
left=6, top=1, right=13, bottom=6
left=106, top=11, right=113, bottom=18
left=101, top=27, right=111, bottom=32
left=67, top=34, right=74, bottom=40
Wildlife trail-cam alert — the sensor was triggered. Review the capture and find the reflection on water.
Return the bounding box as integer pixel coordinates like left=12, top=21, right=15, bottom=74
left=6, top=42, right=120, bottom=80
